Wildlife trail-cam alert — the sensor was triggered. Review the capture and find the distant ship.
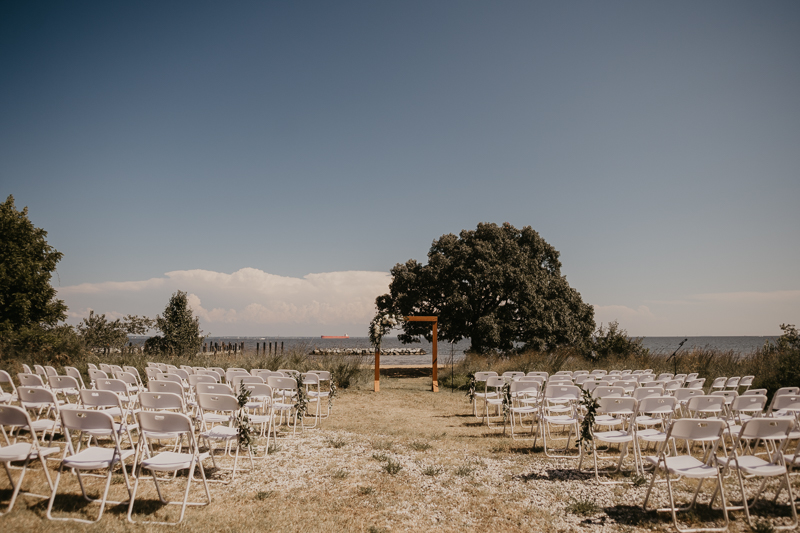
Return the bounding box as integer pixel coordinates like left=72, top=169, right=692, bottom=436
left=321, top=335, right=349, bottom=339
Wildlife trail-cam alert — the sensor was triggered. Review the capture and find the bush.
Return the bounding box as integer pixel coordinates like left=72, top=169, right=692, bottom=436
left=590, top=321, right=647, bottom=361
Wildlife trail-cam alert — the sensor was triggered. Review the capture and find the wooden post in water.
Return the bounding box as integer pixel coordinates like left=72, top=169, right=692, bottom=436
left=281, top=342, right=284, bottom=354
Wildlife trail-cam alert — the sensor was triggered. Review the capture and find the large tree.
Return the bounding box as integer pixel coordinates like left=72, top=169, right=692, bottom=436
left=0, top=195, right=69, bottom=351
left=376, top=222, right=595, bottom=353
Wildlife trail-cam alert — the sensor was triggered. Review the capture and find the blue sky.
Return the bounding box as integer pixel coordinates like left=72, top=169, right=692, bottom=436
left=2, top=1, right=798, bottom=337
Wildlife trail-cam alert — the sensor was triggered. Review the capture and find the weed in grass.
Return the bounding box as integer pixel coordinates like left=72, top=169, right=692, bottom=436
left=751, top=520, right=775, bottom=533
left=372, top=452, right=389, bottom=462
left=256, top=490, right=274, bottom=500
left=631, top=474, right=647, bottom=487
left=409, top=440, right=432, bottom=452
left=358, top=486, right=375, bottom=496
left=566, top=496, right=601, bottom=516
left=455, top=464, right=476, bottom=477
left=326, top=436, right=347, bottom=448
left=372, top=440, right=394, bottom=451
left=367, top=527, right=388, bottom=533
left=267, top=443, right=282, bottom=455
left=422, top=465, right=443, bottom=477
left=330, top=469, right=349, bottom=480
left=382, top=458, right=403, bottom=475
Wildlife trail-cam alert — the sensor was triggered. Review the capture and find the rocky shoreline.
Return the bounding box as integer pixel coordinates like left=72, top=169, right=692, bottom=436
left=311, top=348, right=427, bottom=356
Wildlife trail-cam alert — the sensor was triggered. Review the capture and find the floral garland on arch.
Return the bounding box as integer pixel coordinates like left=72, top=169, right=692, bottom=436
left=369, top=311, right=406, bottom=351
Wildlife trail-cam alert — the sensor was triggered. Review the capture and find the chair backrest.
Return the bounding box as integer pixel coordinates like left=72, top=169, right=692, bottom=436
left=228, top=367, right=248, bottom=372
left=232, top=375, right=264, bottom=390
left=114, top=371, right=140, bottom=387
left=518, top=376, right=545, bottom=387
left=0, top=403, right=35, bottom=430
left=87, top=363, right=98, bottom=370
left=616, top=380, right=639, bottom=392
left=0, top=369, right=17, bottom=394
left=485, top=376, right=506, bottom=389
left=137, top=410, right=194, bottom=437
left=196, top=392, right=239, bottom=413
left=18, top=386, right=58, bottom=409
left=526, top=371, right=548, bottom=379
left=44, top=365, right=58, bottom=377
left=226, top=370, right=250, bottom=383
left=633, top=386, right=664, bottom=401
left=637, top=374, right=656, bottom=384
left=501, top=371, right=525, bottom=380
left=775, top=387, right=800, bottom=397
left=510, top=380, right=539, bottom=397
left=48, top=375, right=80, bottom=392
left=188, top=374, right=217, bottom=386
left=196, top=382, right=233, bottom=396
left=99, top=363, right=113, bottom=373
left=172, top=368, right=190, bottom=380
left=686, top=395, right=726, bottom=415
left=554, top=371, right=572, bottom=377
left=266, top=376, right=298, bottom=392
left=686, top=372, right=699, bottom=381
left=196, top=370, right=221, bottom=381
left=96, top=378, right=129, bottom=395
left=139, top=391, right=185, bottom=411
left=207, top=367, right=226, bottom=380
left=473, top=372, right=496, bottom=383
left=638, top=395, right=677, bottom=415
left=591, top=369, right=608, bottom=376
left=771, top=394, right=800, bottom=413
left=710, top=376, right=727, bottom=388
left=277, top=369, right=300, bottom=377
left=309, top=370, right=331, bottom=381
left=149, top=380, right=184, bottom=396
left=301, top=373, right=319, bottom=385
left=145, top=367, right=163, bottom=379
left=673, top=388, right=703, bottom=402
left=18, top=373, right=46, bottom=387
left=686, top=378, right=706, bottom=389
left=156, top=373, right=182, bottom=384
left=593, top=386, right=625, bottom=399
left=583, top=381, right=600, bottom=393
left=242, top=383, right=273, bottom=401
left=742, top=388, right=767, bottom=396
left=738, top=375, right=755, bottom=387
left=730, top=394, right=767, bottom=414
left=88, top=368, right=108, bottom=382
left=22, top=363, right=33, bottom=373
left=80, top=388, right=124, bottom=409
left=710, top=390, right=738, bottom=403
left=663, top=380, right=682, bottom=392
left=667, top=418, right=725, bottom=442
left=725, top=377, right=740, bottom=388
left=60, top=408, right=115, bottom=433
left=180, top=365, right=195, bottom=375
left=656, top=373, right=674, bottom=381
left=737, top=417, right=794, bottom=442
left=596, top=396, right=636, bottom=415
left=34, top=364, right=47, bottom=377
left=548, top=375, right=573, bottom=384
left=165, top=364, right=178, bottom=372
left=64, top=366, right=86, bottom=388
left=543, top=384, right=580, bottom=400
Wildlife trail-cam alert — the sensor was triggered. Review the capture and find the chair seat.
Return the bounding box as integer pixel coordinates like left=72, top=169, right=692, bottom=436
left=201, top=413, right=231, bottom=424
left=307, top=391, right=329, bottom=398
left=62, top=446, right=135, bottom=470
left=593, top=430, right=633, bottom=443
left=646, top=455, right=719, bottom=478
left=0, top=443, right=60, bottom=462
left=718, top=455, right=787, bottom=477
left=637, top=428, right=667, bottom=442
left=141, top=451, right=207, bottom=472
left=29, top=418, right=59, bottom=431
left=543, top=415, right=577, bottom=424
left=594, top=414, right=623, bottom=427
left=201, top=426, right=237, bottom=440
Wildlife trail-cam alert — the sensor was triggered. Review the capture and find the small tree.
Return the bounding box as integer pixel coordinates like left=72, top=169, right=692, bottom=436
left=149, top=291, right=203, bottom=357
left=78, top=311, right=153, bottom=354
left=590, top=321, right=647, bottom=361
left=0, top=195, right=72, bottom=358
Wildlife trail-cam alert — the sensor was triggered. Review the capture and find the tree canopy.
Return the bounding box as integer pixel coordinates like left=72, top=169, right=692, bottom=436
left=77, top=311, right=154, bottom=353
left=375, top=222, right=595, bottom=353
left=0, top=195, right=68, bottom=348
left=146, top=291, right=203, bottom=357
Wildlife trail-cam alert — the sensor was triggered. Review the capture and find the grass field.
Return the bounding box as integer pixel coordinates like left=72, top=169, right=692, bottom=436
left=2, top=366, right=798, bottom=532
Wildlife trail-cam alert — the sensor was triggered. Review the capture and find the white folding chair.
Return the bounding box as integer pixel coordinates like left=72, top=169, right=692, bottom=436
left=46, top=409, right=134, bottom=523
left=0, top=404, right=59, bottom=515
left=483, top=376, right=506, bottom=428
left=307, top=370, right=332, bottom=418
left=709, top=377, right=727, bottom=393
left=471, top=372, right=498, bottom=418
left=508, top=381, right=539, bottom=439
left=64, top=366, right=87, bottom=391
left=716, top=417, right=797, bottom=530
left=635, top=396, right=678, bottom=463
left=17, top=386, right=62, bottom=445
left=47, top=375, right=82, bottom=407
left=79, top=389, right=139, bottom=448
left=266, top=377, right=300, bottom=434
left=0, top=370, right=17, bottom=405
left=642, top=418, right=730, bottom=532
left=127, top=411, right=211, bottom=525
left=536, top=384, right=581, bottom=458
left=579, top=396, right=639, bottom=482
left=196, top=393, right=253, bottom=483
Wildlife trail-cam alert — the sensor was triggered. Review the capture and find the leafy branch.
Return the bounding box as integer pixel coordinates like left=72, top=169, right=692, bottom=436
left=236, top=383, right=256, bottom=452
left=577, top=388, right=598, bottom=451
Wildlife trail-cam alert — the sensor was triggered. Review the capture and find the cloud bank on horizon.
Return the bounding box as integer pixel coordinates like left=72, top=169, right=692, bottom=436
left=57, top=268, right=798, bottom=337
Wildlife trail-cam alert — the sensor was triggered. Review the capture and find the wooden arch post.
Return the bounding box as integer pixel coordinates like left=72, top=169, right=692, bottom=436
left=373, top=316, right=439, bottom=393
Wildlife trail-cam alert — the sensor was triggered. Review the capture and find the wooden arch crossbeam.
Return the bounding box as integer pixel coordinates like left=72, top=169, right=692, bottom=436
left=374, top=316, right=439, bottom=392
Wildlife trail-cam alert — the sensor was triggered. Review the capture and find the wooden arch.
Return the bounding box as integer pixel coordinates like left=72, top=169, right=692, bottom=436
left=374, top=316, right=439, bottom=392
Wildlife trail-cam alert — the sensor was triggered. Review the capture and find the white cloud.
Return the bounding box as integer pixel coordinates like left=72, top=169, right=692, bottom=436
left=57, top=268, right=391, bottom=336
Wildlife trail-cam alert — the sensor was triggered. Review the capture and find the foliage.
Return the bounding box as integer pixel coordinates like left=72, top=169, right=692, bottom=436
left=149, top=291, right=203, bottom=357
left=775, top=324, right=800, bottom=389
left=328, top=372, right=338, bottom=410
left=235, top=383, right=256, bottom=452
left=381, top=458, right=403, bottom=475
left=565, top=496, right=601, bottom=516
left=590, top=320, right=648, bottom=361
left=78, top=311, right=154, bottom=352
left=294, top=373, right=308, bottom=420
left=368, top=311, right=404, bottom=350
left=0, top=195, right=69, bottom=357
left=501, top=380, right=512, bottom=425
left=465, top=372, right=477, bottom=403
left=375, top=222, right=595, bottom=354
left=578, top=388, right=598, bottom=452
